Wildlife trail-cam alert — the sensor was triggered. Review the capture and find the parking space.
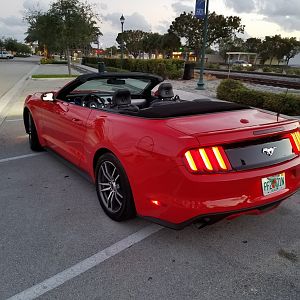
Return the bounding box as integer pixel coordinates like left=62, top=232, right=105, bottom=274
left=0, top=68, right=299, bottom=299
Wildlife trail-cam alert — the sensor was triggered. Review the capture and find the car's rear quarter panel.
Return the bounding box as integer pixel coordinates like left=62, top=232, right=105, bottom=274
left=83, top=110, right=200, bottom=214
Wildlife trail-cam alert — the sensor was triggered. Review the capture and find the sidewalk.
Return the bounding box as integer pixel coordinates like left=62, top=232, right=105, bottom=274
left=33, top=64, right=82, bottom=76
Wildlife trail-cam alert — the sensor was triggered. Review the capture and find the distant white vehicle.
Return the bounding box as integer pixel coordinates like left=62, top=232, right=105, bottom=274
left=0, top=50, right=14, bottom=59
left=231, top=60, right=252, bottom=67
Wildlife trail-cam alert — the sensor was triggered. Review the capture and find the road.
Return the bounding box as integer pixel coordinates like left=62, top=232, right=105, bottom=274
left=0, top=60, right=299, bottom=300
left=0, top=56, right=40, bottom=98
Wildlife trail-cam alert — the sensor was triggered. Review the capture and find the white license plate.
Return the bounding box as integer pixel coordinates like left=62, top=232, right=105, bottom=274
left=261, top=173, right=286, bottom=196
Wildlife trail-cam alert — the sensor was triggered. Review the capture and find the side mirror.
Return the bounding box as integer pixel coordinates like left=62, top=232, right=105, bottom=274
left=42, top=92, right=55, bottom=101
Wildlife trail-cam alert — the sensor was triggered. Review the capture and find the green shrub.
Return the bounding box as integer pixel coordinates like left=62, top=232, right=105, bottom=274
left=273, top=67, right=284, bottom=74
left=106, top=67, right=127, bottom=73
left=245, top=66, right=256, bottom=72
left=167, top=69, right=184, bottom=80
left=207, top=63, right=220, bottom=69
left=262, top=66, right=272, bottom=72
left=52, top=60, right=67, bottom=64
left=263, top=93, right=300, bottom=115
left=216, top=79, right=245, bottom=99
left=40, top=58, right=54, bottom=64
left=82, top=57, right=184, bottom=79
left=232, top=65, right=243, bottom=71
left=216, top=79, right=300, bottom=116
left=286, top=69, right=294, bottom=75
left=40, top=58, right=67, bottom=64
left=294, top=69, right=300, bottom=76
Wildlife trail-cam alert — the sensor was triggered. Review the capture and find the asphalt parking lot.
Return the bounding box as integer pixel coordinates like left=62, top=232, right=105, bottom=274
left=0, top=60, right=300, bottom=300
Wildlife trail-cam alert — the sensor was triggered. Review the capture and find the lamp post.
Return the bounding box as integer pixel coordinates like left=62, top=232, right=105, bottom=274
left=196, top=0, right=209, bottom=90
left=120, top=14, right=125, bottom=69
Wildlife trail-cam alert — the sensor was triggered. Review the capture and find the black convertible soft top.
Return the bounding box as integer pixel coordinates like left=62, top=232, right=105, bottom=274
left=119, top=100, right=250, bottom=119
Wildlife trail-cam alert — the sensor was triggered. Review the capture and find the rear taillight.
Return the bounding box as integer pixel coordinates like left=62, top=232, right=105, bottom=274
left=184, top=146, right=232, bottom=173
left=289, top=131, right=300, bottom=154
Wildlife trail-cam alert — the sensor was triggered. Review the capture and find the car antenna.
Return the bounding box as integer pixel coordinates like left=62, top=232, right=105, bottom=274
left=277, top=87, right=289, bottom=122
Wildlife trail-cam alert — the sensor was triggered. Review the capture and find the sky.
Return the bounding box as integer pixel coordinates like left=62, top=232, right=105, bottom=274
left=0, top=0, right=299, bottom=49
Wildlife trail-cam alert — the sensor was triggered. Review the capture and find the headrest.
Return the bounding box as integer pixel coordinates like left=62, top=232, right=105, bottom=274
left=112, top=89, right=131, bottom=106
left=157, top=83, right=174, bottom=99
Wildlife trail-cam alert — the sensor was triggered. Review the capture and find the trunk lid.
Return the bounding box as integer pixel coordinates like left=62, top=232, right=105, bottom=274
left=166, top=109, right=288, bottom=136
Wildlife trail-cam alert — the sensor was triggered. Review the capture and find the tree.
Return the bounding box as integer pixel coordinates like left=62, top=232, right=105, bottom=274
left=0, top=37, right=4, bottom=53
left=160, top=33, right=181, bottom=58
left=218, top=37, right=244, bottom=60
left=25, top=0, right=101, bottom=74
left=281, top=37, right=300, bottom=65
left=4, top=38, right=19, bottom=52
left=17, top=43, right=31, bottom=54
left=243, top=38, right=262, bottom=53
left=259, top=35, right=300, bottom=65
left=142, top=32, right=162, bottom=58
left=116, top=30, right=147, bottom=58
left=259, top=36, right=278, bottom=65
left=26, top=12, right=60, bottom=55
left=104, top=46, right=118, bottom=57
left=169, top=11, right=244, bottom=58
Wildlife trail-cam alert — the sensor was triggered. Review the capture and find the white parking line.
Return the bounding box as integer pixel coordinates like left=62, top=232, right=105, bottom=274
left=7, top=224, right=162, bottom=300
left=5, top=119, right=23, bottom=122
left=0, top=153, right=44, bottom=164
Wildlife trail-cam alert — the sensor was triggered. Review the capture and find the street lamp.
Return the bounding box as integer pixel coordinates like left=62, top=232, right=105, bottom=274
left=120, top=14, right=125, bottom=68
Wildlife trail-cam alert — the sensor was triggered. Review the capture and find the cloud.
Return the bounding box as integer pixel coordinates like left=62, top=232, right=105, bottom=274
left=0, top=16, right=25, bottom=27
left=257, top=0, right=300, bottom=16
left=171, top=2, right=194, bottom=15
left=264, top=15, right=300, bottom=32
left=22, top=0, right=49, bottom=12
left=225, top=0, right=255, bottom=13
left=103, top=12, right=152, bottom=32
left=224, top=0, right=300, bottom=32
left=0, top=23, right=27, bottom=41
left=99, top=31, right=119, bottom=48
left=100, top=3, right=108, bottom=10
left=155, top=20, right=170, bottom=34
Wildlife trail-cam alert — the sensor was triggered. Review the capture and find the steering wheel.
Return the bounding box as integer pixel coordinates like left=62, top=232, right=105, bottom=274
left=82, top=93, right=105, bottom=109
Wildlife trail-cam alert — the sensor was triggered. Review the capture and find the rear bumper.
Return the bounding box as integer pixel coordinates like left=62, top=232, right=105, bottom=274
left=142, top=193, right=294, bottom=230
left=136, top=156, right=300, bottom=227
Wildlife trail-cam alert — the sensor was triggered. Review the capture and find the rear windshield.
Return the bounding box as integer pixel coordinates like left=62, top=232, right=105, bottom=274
left=73, top=78, right=151, bottom=94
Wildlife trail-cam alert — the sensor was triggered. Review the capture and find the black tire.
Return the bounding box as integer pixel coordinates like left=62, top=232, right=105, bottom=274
left=28, top=113, right=43, bottom=151
left=95, top=153, right=136, bottom=221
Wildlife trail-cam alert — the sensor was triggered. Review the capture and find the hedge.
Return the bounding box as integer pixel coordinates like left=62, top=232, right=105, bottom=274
left=40, top=58, right=67, bottom=64
left=216, top=79, right=300, bottom=116
left=82, top=57, right=184, bottom=79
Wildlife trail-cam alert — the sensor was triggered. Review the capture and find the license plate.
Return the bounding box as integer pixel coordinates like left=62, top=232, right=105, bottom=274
left=261, top=173, right=286, bottom=196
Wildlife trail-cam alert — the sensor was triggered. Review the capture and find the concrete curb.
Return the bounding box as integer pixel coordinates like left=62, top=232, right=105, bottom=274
left=31, top=77, right=78, bottom=80
left=71, top=63, right=97, bottom=74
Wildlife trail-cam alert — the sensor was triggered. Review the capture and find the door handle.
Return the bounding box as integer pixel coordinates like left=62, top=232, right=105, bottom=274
left=72, top=118, right=83, bottom=125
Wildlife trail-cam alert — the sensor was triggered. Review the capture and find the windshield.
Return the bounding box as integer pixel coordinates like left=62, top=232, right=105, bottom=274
left=73, top=78, right=151, bottom=94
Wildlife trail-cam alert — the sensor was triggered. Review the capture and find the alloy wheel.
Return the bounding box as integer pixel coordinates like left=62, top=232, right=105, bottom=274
left=98, top=161, right=124, bottom=213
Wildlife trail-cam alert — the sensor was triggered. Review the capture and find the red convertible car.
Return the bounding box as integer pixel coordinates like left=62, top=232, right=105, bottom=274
left=23, top=72, right=300, bottom=229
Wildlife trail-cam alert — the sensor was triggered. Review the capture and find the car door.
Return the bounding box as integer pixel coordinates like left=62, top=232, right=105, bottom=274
left=42, top=97, right=91, bottom=166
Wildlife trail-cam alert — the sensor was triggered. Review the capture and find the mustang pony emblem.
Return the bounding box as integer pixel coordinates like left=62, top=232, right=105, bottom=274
left=262, top=147, right=277, bottom=156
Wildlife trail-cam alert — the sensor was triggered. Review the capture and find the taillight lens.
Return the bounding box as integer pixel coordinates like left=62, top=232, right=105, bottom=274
left=184, top=146, right=232, bottom=173
left=289, top=131, right=300, bottom=154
